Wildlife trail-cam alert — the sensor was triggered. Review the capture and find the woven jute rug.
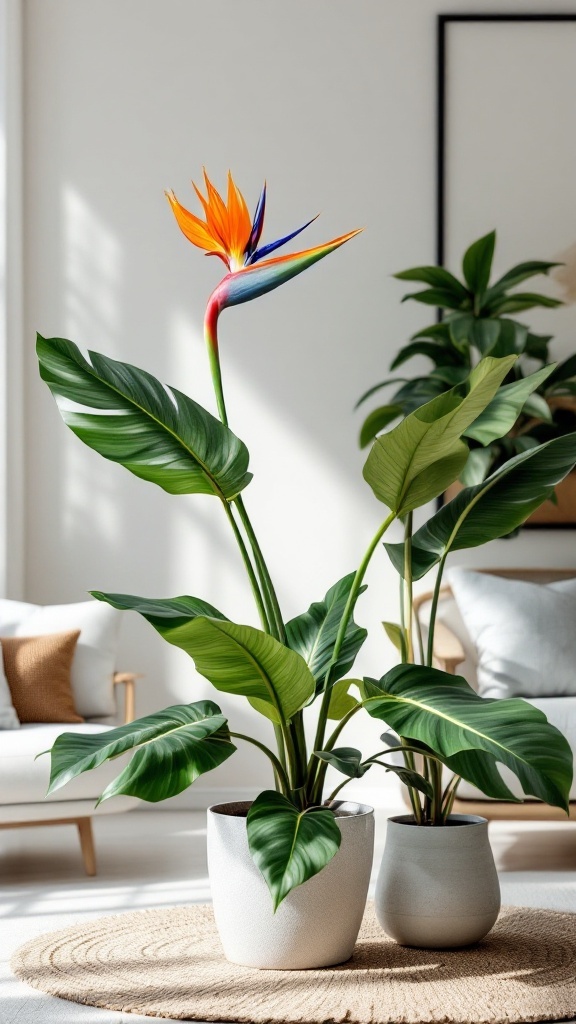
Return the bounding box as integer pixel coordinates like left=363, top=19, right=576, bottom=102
left=11, top=902, right=576, bottom=1024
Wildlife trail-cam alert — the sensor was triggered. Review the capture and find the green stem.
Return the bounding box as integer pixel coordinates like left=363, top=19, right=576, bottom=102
left=426, top=553, right=448, bottom=668
left=441, top=773, right=462, bottom=821
left=415, top=606, right=425, bottom=665
left=401, top=739, right=423, bottom=824
left=425, top=474, right=502, bottom=668
left=205, top=298, right=229, bottom=426
left=230, top=732, right=291, bottom=795
left=423, top=755, right=432, bottom=821
left=205, top=300, right=298, bottom=795
left=273, top=723, right=288, bottom=775
left=234, top=494, right=286, bottom=643
left=369, top=744, right=443, bottom=764
left=221, top=501, right=271, bottom=633
left=430, top=758, right=444, bottom=825
left=290, top=711, right=308, bottom=784
left=311, top=510, right=397, bottom=800
left=403, top=513, right=414, bottom=663
left=326, top=777, right=354, bottom=804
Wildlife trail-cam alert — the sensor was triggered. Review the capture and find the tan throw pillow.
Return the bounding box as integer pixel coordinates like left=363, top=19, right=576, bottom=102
left=1, top=630, right=84, bottom=723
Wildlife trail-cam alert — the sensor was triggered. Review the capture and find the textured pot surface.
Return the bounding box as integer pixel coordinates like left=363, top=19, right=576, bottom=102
left=375, top=814, right=500, bottom=949
left=207, top=800, right=374, bottom=970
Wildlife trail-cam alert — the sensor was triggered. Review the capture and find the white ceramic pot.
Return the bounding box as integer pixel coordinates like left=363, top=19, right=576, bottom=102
left=375, top=814, right=500, bottom=948
left=207, top=799, right=374, bottom=969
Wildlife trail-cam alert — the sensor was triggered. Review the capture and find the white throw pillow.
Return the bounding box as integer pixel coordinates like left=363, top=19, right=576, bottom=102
left=0, top=599, right=123, bottom=718
left=447, top=569, right=576, bottom=699
left=0, top=645, right=19, bottom=728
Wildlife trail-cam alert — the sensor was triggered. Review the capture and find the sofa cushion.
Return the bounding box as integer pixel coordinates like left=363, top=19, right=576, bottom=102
left=0, top=722, right=131, bottom=804
left=0, top=600, right=122, bottom=718
left=448, top=569, right=576, bottom=698
left=455, top=696, right=576, bottom=802
left=0, top=648, right=19, bottom=729
left=1, top=631, right=83, bottom=724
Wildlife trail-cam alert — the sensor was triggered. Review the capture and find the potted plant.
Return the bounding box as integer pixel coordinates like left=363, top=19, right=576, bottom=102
left=357, top=230, right=576, bottom=500
left=38, top=173, right=575, bottom=961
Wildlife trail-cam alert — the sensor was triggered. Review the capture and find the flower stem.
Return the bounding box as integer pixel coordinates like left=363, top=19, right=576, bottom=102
left=205, top=296, right=229, bottom=426
left=221, top=501, right=271, bottom=633
left=234, top=494, right=286, bottom=643
left=310, top=510, right=396, bottom=801
left=403, top=512, right=414, bottom=663
left=426, top=553, right=448, bottom=668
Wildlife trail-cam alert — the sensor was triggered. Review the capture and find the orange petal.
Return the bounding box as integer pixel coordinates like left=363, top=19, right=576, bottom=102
left=166, top=191, right=227, bottom=257
left=202, top=170, right=231, bottom=251
left=226, top=171, right=252, bottom=257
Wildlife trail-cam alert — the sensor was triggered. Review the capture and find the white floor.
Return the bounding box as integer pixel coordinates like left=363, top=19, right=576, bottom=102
left=1, top=808, right=576, bottom=1024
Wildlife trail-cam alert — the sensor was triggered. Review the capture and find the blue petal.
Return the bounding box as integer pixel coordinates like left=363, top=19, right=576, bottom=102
left=244, top=184, right=266, bottom=259
left=249, top=215, right=318, bottom=265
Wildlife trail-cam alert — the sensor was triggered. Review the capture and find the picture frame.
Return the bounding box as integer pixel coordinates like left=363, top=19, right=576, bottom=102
left=437, top=13, right=576, bottom=528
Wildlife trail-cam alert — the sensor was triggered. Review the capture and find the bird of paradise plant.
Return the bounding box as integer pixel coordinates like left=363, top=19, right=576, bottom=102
left=38, top=171, right=575, bottom=911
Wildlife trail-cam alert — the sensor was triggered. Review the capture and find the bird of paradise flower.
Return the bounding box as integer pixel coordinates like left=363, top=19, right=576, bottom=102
left=166, top=170, right=361, bottom=425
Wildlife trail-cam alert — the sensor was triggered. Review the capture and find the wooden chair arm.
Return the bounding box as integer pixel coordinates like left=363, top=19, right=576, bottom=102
left=432, top=621, right=466, bottom=674
left=113, top=672, right=143, bottom=724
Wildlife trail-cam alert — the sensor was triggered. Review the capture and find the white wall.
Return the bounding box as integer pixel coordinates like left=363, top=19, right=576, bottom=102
left=15, top=0, right=576, bottom=807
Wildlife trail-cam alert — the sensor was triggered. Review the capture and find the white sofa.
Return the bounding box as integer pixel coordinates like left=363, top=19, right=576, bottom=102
left=0, top=599, right=140, bottom=873
left=415, top=567, right=576, bottom=821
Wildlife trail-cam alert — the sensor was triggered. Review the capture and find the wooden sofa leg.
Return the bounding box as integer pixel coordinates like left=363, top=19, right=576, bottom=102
left=76, top=817, right=97, bottom=876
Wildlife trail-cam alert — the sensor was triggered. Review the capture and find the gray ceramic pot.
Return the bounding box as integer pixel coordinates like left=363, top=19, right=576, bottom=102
left=375, top=813, right=500, bottom=948
left=207, top=800, right=374, bottom=969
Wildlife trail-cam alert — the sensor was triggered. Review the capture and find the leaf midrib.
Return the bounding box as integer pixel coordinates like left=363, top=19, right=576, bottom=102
left=304, top=596, right=343, bottom=673
left=203, top=621, right=286, bottom=720
left=365, top=691, right=535, bottom=770
left=57, top=714, right=225, bottom=775
left=66, top=351, right=231, bottom=501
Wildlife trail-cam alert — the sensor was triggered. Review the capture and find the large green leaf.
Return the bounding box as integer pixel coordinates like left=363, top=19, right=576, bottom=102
left=383, top=621, right=407, bottom=660
left=355, top=378, right=408, bottom=409
left=359, top=404, right=402, bottom=448
left=487, top=319, right=529, bottom=358
left=95, top=592, right=315, bottom=722
left=410, top=321, right=457, bottom=344
left=314, top=746, right=369, bottom=778
left=394, top=266, right=470, bottom=300
left=390, top=340, right=464, bottom=371
left=521, top=392, right=553, bottom=423
left=391, top=377, right=451, bottom=411
left=459, top=447, right=494, bottom=486
left=385, top=432, right=576, bottom=580
left=93, top=592, right=314, bottom=722
left=400, top=287, right=470, bottom=311
left=37, top=335, right=252, bottom=500
left=483, top=260, right=560, bottom=302
left=464, top=365, right=554, bottom=445
left=525, top=332, right=553, bottom=360
left=246, top=790, right=341, bottom=910
left=327, top=679, right=360, bottom=720
left=363, top=355, right=517, bottom=514
left=470, top=319, right=500, bottom=355
left=546, top=354, right=576, bottom=387
left=45, top=701, right=236, bottom=803
left=462, top=231, right=496, bottom=294
left=92, top=591, right=229, bottom=626
left=363, top=666, right=573, bottom=810
left=375, top=760, right=434, bottom=799
left=485, top=292, right=562, bottom=316
left=285, top=574, right=367, bottom=694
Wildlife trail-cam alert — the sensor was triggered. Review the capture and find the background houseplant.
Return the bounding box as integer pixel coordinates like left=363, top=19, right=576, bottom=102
left=38, top=175, right=575, bottom=959
left=357, top=230, right=576, bottom=490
